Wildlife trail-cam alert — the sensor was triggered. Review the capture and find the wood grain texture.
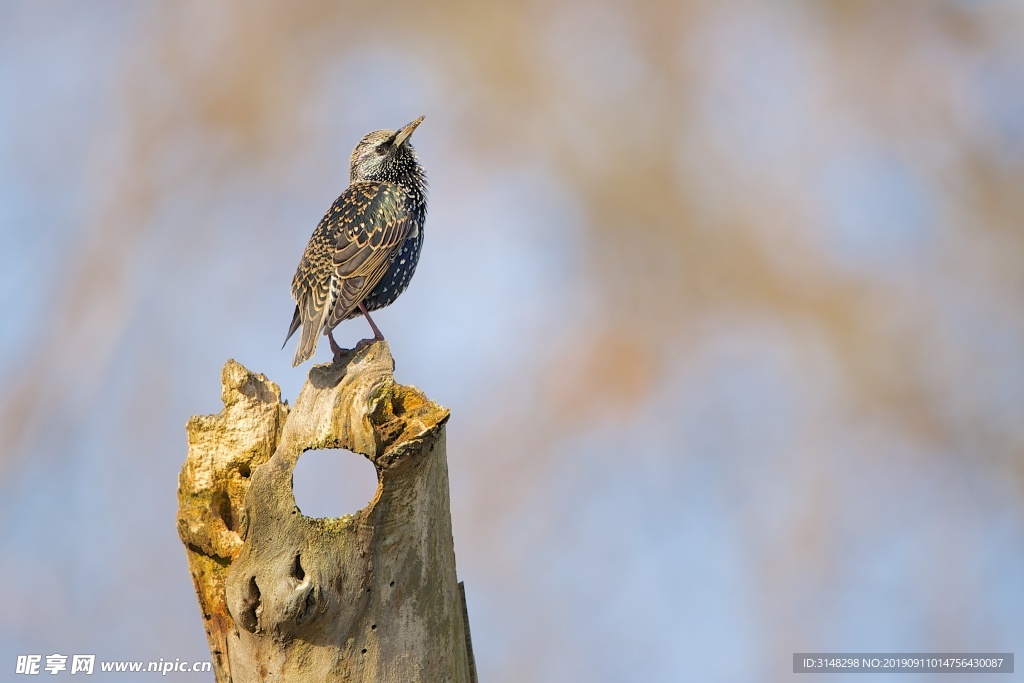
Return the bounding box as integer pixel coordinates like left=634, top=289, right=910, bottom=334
left=177, top=341, right=473, bottom=682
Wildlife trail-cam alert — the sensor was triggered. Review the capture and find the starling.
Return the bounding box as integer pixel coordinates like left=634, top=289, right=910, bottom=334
left=283, top=116, right=428, bottom=366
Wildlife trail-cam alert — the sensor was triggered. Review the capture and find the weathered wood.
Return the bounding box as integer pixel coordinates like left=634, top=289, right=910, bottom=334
left=177, top=341, right=473, bottom=682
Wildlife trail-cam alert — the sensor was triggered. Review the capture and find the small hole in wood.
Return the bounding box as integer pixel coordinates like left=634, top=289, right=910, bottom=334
left=238, top=575, right=261, bottom=633
left=212, top=490, right=235, bottom=532
left=293, top=448, right=379, bottom=518
left=389, top=581, right=395, bottom=587
left=361, top=648, right=367, bottom=655
left=371, top=624, right=377, bottom=630
left=291, top=553, right=305, bottom=581
left=238, top=462, right=251, bottom=478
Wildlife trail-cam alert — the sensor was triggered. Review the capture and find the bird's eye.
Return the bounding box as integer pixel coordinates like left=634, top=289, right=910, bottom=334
left=375, top=143, right=388, bottom=156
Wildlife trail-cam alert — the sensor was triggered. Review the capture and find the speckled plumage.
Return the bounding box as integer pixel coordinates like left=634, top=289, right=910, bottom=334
left=283, top=117, right=428, bottom=366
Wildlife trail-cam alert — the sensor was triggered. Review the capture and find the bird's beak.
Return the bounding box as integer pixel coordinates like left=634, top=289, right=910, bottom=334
left=393, top=115, right=425, bottom=147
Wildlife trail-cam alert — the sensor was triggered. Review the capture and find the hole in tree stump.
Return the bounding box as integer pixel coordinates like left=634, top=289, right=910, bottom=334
left=293, top=448, right=379, bottom=519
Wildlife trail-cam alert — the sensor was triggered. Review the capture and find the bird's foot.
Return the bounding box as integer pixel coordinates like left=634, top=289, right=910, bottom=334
left=328, top=331, right=348, bottom=361
left=327, top=329, right=384, bottom=365
left=353, top=337, right=380, bottom=352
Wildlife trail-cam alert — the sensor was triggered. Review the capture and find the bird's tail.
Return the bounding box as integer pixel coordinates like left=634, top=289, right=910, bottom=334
left=282, top=305, right=302, bottom=350
left=282, top=303, right=321, bottom=367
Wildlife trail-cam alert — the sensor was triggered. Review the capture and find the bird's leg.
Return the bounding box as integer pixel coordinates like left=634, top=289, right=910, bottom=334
left=328, top=329, right=344, bottom=358
left=359, top=302, right=385, bottom=341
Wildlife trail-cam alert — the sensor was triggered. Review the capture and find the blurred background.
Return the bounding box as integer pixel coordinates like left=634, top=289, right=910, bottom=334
left=2, top=0, right=1023, bottom=680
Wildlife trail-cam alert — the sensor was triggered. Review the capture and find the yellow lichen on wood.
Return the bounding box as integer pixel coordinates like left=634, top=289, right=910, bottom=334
left=177, top=360, right=288, bottom=683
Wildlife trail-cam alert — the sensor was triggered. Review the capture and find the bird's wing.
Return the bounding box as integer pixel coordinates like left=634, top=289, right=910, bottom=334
left=321, top=181, right=414, bottom=330
left=286, top=213, right=336, bottom=365
left=287, top=181, right=413, bottom=363
left=287, top=182, right=406, bottom=365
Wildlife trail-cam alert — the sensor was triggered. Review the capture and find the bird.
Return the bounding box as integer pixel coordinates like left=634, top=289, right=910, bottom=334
left=283, top=116, right=428, bottom=367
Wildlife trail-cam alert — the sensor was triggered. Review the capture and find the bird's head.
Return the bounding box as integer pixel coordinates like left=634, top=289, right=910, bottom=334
left=349, top=116, right=425, bottom=184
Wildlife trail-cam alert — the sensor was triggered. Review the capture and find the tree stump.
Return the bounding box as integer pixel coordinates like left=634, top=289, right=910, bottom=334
left=177, top=341, right=475, bottom=682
